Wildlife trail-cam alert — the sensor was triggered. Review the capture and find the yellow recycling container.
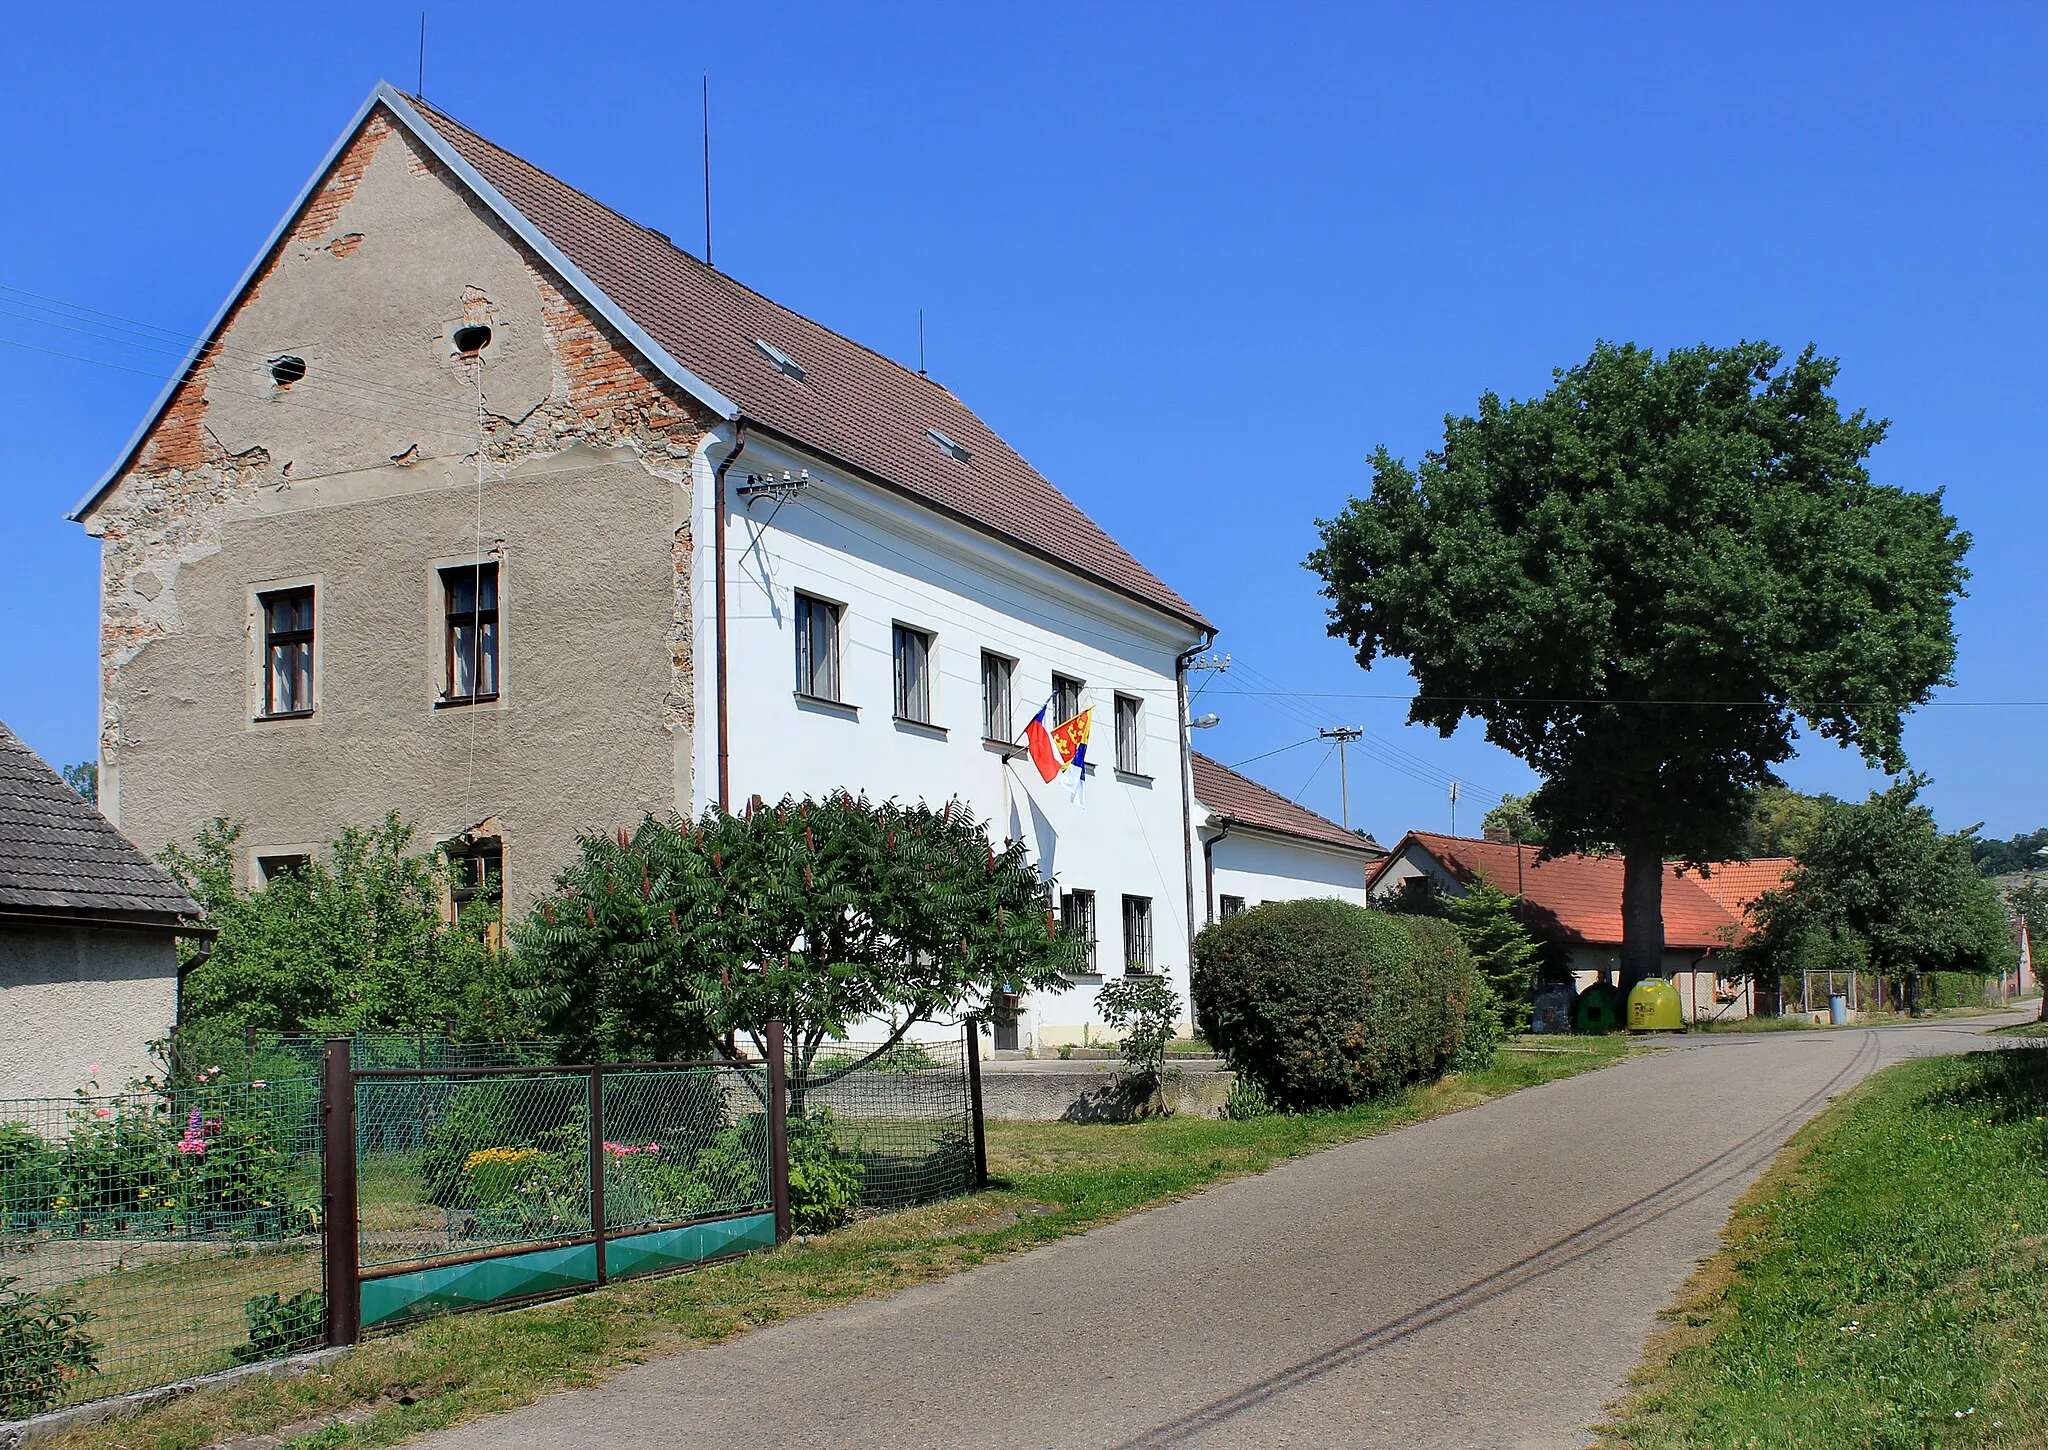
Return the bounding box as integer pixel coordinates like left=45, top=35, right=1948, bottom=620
left=1626, top=977, right=1686, bottom=1032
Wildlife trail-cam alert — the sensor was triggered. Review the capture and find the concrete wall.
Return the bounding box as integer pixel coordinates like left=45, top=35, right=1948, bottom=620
left=1204, top=828, right=1373, bottom=922
left=81, top=107, right=712, bottom=911
left=0, top=925, right=177, bottom=1102
left=699, top=432, right=1205, bottom=1050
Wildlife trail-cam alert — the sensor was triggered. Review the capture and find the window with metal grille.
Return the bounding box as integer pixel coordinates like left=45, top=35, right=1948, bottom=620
left=893, top=624, right=933, bottom=723
left=1060, top=888, right=1098, bottom=974
left=1122, top=894, right=1153, bottom=973
left=441, top=561, right=499, bottom=704
left=259, top=587, right=315, bottom=718
left=981, top=651, right=1014, bottom=742
left=1219, top=894, right=1246, bottom=921
left=1115, top=693, right=1142, bottom=774
left=1052, top=673, right=1084, bottom=724
left=795, top=593, right=842, bottom=701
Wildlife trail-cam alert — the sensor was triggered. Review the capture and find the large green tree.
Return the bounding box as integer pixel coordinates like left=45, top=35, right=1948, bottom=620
left=1309, top=341, right=1969, bottom=985
left=512, top=794, right=1086, bottom=1081
left=1744, top=779, right=2015, bottom=1010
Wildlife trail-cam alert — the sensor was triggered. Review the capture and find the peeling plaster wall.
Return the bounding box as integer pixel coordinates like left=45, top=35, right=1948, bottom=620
left=81, top=106, right=714, bottom=911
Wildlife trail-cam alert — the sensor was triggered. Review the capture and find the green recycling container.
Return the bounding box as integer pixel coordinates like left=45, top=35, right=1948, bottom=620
left=1627, top=977, right=1686, bottom=1032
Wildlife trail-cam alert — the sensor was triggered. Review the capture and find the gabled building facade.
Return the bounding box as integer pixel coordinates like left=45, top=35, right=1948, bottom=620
left=1192, top=752, right=1384, bottom=923
left=72, top=84, right=1212, bottom=1045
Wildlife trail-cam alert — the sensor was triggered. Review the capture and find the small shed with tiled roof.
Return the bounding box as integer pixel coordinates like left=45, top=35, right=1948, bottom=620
left=1192, top=753, right=1385, bottom=925
left=1366, top=831, right=1769, bottom=1023
left=1, top=721, right=201, bottom=1101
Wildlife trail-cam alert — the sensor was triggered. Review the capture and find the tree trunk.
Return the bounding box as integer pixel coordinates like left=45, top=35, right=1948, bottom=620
left=1620, top=848, right=1666, bottom=993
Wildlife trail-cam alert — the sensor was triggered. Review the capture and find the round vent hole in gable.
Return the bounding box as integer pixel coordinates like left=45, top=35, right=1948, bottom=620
left=269, top=355, right=307, bottom=386
left=453, top=325, right=493, bottom=356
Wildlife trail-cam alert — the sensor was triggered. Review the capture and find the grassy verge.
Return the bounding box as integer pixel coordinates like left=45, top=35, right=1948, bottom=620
left=36, top=1037, right=1631, bottom=1450
left=1602, top=1045, right=2048, bottom=1448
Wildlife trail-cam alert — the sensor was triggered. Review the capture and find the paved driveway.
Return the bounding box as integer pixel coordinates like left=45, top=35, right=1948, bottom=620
left=417, top=1015, right=2028, bottom=1450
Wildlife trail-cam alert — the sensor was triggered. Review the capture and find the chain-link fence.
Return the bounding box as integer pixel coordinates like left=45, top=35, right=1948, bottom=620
left=347, top=1061, right=774, bottom=1331
left=795, top=1037, right=976, bottom=1212
left=0, top=1076, right=323, bottom=1418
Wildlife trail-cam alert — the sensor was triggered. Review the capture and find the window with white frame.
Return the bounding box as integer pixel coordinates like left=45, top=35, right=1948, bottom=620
left=893, top=623, right=933, bottom=723
left=1115, top=693, right=1143, bottom=774
left=981, top=651, right=1014, bottom=742
left=794, top=593, right=842, bottom=701
left=1060, top=888, right=1098, bottom=974
left=1122, top=894, right=1153, bottom=974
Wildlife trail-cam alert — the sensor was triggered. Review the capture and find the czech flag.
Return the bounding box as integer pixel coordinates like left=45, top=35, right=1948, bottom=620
left=1025, top=706, right=1061, bottom=782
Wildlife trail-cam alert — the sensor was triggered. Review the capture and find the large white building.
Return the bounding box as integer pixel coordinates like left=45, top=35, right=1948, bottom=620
left=70, top=83, right=1228, bottom=1052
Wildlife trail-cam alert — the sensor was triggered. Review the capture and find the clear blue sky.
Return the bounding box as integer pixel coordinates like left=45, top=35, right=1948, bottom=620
left=3, top=3, right=2043, bottom=847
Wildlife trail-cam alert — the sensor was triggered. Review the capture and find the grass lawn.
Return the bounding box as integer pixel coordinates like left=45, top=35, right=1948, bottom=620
left=34, top=1036, right=1631, bottom=1450
left=1601, top=1045, right=2048, bottom=1449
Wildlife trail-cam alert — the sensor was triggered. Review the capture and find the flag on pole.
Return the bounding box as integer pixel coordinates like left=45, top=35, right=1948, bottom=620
left=1025, top=706, right=1061, bottom=783
left=1051, top=708, right=1092, bottom=804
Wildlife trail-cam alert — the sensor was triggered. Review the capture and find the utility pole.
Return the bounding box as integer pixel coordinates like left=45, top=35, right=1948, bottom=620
left=1319, top=727, right=1362, bottom=830
left=1448, top=779, right=1462, bottom=836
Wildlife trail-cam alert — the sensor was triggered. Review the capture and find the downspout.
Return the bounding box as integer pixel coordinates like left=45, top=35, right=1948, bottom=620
left=1202, top=818, right=1231, bottom=926
left=712, top=422, right=749, bottom=812
left=1176, top=632, right=1213, bottom=960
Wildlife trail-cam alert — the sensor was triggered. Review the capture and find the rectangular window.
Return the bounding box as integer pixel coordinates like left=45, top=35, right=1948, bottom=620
left=1060, top=888, right=1098, bottom=974
left=1219, top=894, right=1246, bottom=921
left=1115, top=693, right=1143, bottom=774
left=1052, top=672, right=1085, bottom=724
left=258, top=854, right=310, bottom=885
left=893, top=624, right=933, bottom=723
left=259, top=587, right=315, bottom=717
left=441, top=561, right=500, bottom=704
left=981, top=652, right=1014, bottom=742
left=1122, top=894, right=1153, bottom=974
left=795, top=593, right=842, bottom=701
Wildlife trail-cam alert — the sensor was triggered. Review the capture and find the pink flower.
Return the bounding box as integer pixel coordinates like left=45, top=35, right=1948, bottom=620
left=94, top=1107, right=110, bottom=1119
left=252, top=1080, right=266, bottom=1089
left=88, top=1063, right=101, bottom=1074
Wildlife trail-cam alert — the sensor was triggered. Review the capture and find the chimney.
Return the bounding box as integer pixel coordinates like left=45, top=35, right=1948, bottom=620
left=1482, top=826, right=1510, bottom=843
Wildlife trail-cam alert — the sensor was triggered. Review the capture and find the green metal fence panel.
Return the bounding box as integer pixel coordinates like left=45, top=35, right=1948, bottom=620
left=794, top=1038, right=974, bottom=1211
left=0, top=1076, right=323, bottom=1417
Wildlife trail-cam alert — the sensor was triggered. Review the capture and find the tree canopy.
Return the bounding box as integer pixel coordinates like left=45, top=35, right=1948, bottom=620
left=1308, top=340, right=1969, bottom=982
left=1743, top=779, right=2015, bottom=1000
left=161, top=815, right=515, bottom=1035
left=511, top=794, right=1085, bottom=1076
left=1969, top=827, right=2048, bottom=879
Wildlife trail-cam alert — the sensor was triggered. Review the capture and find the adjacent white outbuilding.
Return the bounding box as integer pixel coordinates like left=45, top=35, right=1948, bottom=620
left=1192, top=752, right=1385, bottom=924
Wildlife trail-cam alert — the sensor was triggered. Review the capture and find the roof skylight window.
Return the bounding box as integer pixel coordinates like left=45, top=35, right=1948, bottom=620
left=753, top=338, right=806, bottom=380
left=927, top=428, right=970, bottom=463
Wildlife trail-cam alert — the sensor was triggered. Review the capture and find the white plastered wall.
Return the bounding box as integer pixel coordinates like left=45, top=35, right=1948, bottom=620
left=0, top=925, right=178, bottom=1103
left=1204, top=828, right=1374, bottom=920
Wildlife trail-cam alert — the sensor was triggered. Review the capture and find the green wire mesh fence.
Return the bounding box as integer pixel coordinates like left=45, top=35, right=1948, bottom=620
left=794, top=1037, right=976, bottom=1212
left=0, top=1076, right=323, bottom=1418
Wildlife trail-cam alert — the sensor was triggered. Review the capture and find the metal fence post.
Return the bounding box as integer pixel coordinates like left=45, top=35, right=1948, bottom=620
left=766, top=1020, right=791, bottom=1243
left=321, top=1037, right=360, bottom=1348
left=588, top=1066, right=608, bottom=1284
left=965, top=1017, right=988, bottom=1189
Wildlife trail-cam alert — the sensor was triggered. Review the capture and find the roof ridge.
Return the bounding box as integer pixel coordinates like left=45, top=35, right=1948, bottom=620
left=414, top=101, right=985, bottom=426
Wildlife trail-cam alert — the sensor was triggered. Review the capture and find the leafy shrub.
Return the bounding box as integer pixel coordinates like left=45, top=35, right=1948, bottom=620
left=1096, top=975, right=1182, bottom=1091
left=787, top=1110, right=863, bottom=1234
left=1921, top=971, right=1994, bottom=1010
left=0, top=1275, right=97, bottom=1416
left=53, top=1105, right=175, bottom=1226
left=1223, top=1074, right=1277, bottom=1120
left=1192, top=899, right=1484, bottom=1110
left=420, top=1081, right=542, bottom=1207
left=233, top=1290, right=324, bottom=1363
left=0, top=1125, right=60, bottom=1227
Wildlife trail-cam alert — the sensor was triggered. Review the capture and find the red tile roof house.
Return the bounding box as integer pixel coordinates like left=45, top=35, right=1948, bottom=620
left=1191, top=753, right=1385, bottom=924
left=1366, top=832, right=1794, bottom=1024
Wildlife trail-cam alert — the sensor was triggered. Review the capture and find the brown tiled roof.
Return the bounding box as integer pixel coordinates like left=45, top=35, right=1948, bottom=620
left=1684, top=858, right=1796, bottom=918
left=1368, top=833, right=1748, bottom=952
left=1192, top=753, right=1384, bottom=856
left=407, top=100, right=1209, bottom=632
left=0, top=723, right=198, bottom=926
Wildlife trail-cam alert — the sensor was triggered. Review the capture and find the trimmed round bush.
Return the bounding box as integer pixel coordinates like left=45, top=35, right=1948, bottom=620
left=1192, top=899, right=1485, bottom=1110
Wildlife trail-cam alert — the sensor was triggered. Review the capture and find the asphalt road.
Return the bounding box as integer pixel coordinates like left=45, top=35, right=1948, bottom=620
left=417, top=1015, right=2029, bottom=1450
